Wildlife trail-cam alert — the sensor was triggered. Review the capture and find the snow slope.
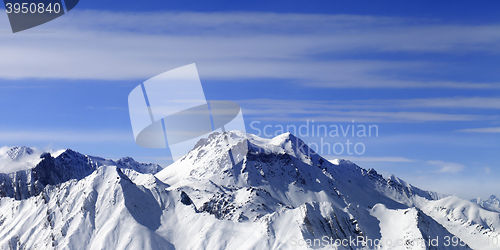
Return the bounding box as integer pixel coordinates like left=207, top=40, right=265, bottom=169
left=0, top=166, right=174, bottom=250
left=0, top=131, right=498, bottom=250
left=371, top=204, right=472, bottom=250
left=155, top=131, right=497, bottom=249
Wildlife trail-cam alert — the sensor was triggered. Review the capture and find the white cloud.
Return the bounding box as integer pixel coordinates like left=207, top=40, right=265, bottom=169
left=395, top=97, right=500, bottom=109
left=239, top=97, right=500, bottom=111
left=328, top=156, right=415, bottom=163
left=0, top=11, right=499, bottom=89
left=0, top=146, right=43, bottom=173
left=239, top=99, right=497, bottom=122
left=0, top=130, right=132, bottom=143
left=250, top=111, right=486, bottom=123
left=456, top=127, right=500, bottom=133
left=428, top=160, right=465, bottom=174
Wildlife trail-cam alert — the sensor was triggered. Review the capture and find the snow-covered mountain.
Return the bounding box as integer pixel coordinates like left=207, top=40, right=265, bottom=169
left=0, top=132, right=498, bottom=249
left=5, top=146, right=35, bottom=160
left=471, top=195, right=500, bottom=213
left=0, top=146, right=42, bottom=173
left=0, top=148, right=163, bottom=200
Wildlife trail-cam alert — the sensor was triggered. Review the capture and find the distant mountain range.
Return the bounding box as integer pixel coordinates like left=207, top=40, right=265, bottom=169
left=471, top=195, right=500, bottom=213
left=0, top=146, right=42, bottom=173
left=0, top=147, right=163, bottom=199
left=0, top=132, right=498, bottom=249
left=5, top=146, right=35, bottom=161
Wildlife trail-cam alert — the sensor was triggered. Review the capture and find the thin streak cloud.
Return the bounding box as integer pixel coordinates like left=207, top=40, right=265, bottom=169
left=239, top=99, right=498, bottom=123
left=328, top=156, right=415, bottom=163
left=0, top=11, right=499, bottom=89
left=428, top=160, right=465, bottom=174
left=0, top=130, right=132, bottom=143
left=456, top=127, right=500, bottom=133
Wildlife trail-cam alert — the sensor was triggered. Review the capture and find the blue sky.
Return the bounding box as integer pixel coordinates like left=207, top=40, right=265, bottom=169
left=0, top=1, right=499, bottom=199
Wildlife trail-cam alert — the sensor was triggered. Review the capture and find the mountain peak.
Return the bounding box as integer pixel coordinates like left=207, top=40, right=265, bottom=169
left=471, top=194, right=500, bottom=213
left=118, top=156, right=135, bottom=162
left=6, top=146, right=35, bottom=160
left=0, top=133, right=497, bottom=249
left=269, top=131, right=303, bottom=146
left=116, top=156, right=163, bottom=174
left=270, top=131, right=294, bottom=141
left=157, top=131, right=442, bottom=211
left=191, top=131, right=308, bottom=155
left=0, top=146, right=41, bottom=173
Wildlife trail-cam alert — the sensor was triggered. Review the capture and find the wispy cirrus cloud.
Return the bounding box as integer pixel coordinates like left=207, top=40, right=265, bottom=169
left=394, top=97, right=500, bottom=109
left=250, top=111, right=486, bottom=123
left=428, top=160, right=465, bottom=174
left=238, top=98, right=499, bottom=122
left=239, top=97, right=500, bottom=111
left=0, top=130, right=132, bottom=143
left=455, top=127, right=500, bottom=133
left=0, top=85, right=49, bottom=89
left=0, top=11, right=499, bottom=89
left=328, top=156, right=415, bottom=163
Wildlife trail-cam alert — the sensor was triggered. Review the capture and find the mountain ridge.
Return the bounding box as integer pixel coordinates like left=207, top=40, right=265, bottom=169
left=0, top=148, right=163, bottom=200
left=0, top=131, right=498, bottom=249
